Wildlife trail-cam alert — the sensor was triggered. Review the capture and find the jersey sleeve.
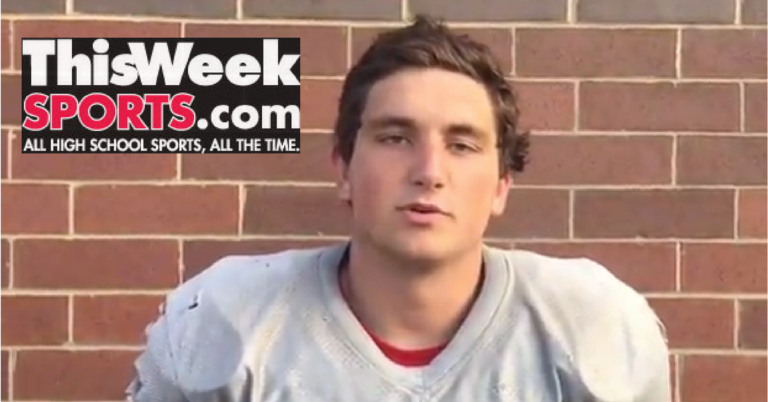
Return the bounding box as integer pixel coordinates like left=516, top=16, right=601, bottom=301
left=621, top=293, right=672, bottom=402
left=125, top=302, right=188, bottom=402
left=571, top=258, right=672, bottom=402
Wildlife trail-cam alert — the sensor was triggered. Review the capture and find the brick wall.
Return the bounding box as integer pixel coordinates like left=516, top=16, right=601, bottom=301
left=1, top=0, right=766, bottom=401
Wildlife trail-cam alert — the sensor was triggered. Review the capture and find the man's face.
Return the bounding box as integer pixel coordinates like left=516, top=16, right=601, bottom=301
left=335, top=67, right=512, bottom=263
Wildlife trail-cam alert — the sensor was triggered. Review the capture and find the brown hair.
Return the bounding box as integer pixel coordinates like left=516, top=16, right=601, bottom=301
left=333, top=14, right=530, bottom=175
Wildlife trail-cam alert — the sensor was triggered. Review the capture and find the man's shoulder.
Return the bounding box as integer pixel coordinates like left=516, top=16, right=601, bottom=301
left=160, top=243, right=337, bottom=321
left=129, top=244, right=343, bottom=397
left=496, top=247, right=649, bottom=314
left=493, top=247, right=669, bottom=400
left=499, top=246, right=664, bottom=338
left=142, top=244, right=343, bottom=390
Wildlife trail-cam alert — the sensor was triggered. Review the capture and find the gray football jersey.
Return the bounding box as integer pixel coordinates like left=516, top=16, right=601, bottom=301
left=126, top=243, right=671, bottom=402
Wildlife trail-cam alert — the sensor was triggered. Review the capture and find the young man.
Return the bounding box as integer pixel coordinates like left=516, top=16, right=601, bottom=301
left=127, top=15, right=671, bottom=402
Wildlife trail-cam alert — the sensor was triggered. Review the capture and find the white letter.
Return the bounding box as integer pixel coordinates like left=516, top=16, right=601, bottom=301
left=232, top=105, right=259, bottom=130
left=262, top=39, right=299, bottom=86
left=22, top=39, right=55, bottom=86
left=188, top=54, right=223, bottom=86
left=92, top=39, right=110, bottom=86
left=111, top=54, right=138, bottom=86
left=57, top=39, right=92, bottom=86
left=261, top=105, right=300, bottom=129
left=211, top=105, right=229, bottom=129
left=225, top=54, right=260, bottom=86
left=129, top=42, right=192, bottom=86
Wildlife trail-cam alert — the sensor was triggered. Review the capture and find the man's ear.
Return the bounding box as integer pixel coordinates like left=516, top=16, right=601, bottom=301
left=491, top=172, right=512, bottom=216
left=331, top=149, right=351, bottom=202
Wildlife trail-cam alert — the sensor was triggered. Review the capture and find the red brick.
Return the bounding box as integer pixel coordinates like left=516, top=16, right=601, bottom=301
left=517, top=135, right=672, bottom=185
left=681, top=29, right=767, bottom=79
left=15, top=349, right=138, bottom=400
left=73, top=295, right=164, bottom=345
left=681, top=355, right=767, bottom=402
left=14, top=239, right=178, bottom=290
left=574, top=190, right=734, bottom=239
left=681, top=243, right=767, bottom=293
left=410, top=0, right=565, bottom=22
left=648, top=298, right=734, bottom=349
left=244, top=0, right=399, bottom=20
left=302, top=79, right=342, bottom=131
left=14, top=20, right=180, bottom=70
left=516, top=28, right=675, bottom=78
left=1, top=129, right=7, bottom=179
left=739, top=189, right=767, bottom=239
left=486, top=189, right=570, bottom=238
left=1, top=239, right=8, bottom=288
left=677, top=136, right=767, bottom=185
left=182, top=133, right=334, bottom=182
left=580, top=82, right=739, bottom=132
left=513, top=81, right=574, bottom=131
left=739, top=299, right=767, bottom=350
left=243, top=186, right=350, bottom=236
left=3, top=0, right=64, bottom=14
left=76, top=0, right=233, bottom=18
left=183, top=238, right=337, bottom=280
left=1, top=351, right=7, bottom=400
left=186, top=24, right=346, bottom=76
left=74, top=185, right=239, bottom=235
left=12, top=142, right=176, bottom=180
left=1, top=20, right=9, bottom=69
left=1, top=73, right=20, bottom=125
left=745, top=83, right=767, bottom=133
left=520, top=242, right=676, bottom=292
left=577, top=0, right=735, bottom=24
left=1, top=296, right=68, bottom=346
left=351, top=27, right=513, bottom=73
left=1, top=183, right=68, bottom=234
left=743, top=0, right=767, bottom=24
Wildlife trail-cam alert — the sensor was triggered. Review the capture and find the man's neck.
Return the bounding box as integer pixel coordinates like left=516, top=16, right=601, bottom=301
left=340, top=241, right=486, bottom=350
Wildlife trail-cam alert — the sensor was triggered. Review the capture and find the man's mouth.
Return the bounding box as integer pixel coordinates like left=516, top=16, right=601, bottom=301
left=398, top=202, right=447, bottom=215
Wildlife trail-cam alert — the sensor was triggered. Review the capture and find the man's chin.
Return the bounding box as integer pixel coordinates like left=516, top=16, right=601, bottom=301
left=382, top=235, right=458, bottom=265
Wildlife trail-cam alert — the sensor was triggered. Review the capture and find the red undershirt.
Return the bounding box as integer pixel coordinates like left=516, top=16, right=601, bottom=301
left=338, top=276, right=446, bottom=367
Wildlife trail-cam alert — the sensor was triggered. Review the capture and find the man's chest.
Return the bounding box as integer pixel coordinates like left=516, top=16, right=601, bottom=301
left=183, top=332, right=573, bottom=402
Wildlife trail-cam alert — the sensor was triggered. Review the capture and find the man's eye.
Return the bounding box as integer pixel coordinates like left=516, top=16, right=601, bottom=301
left=450, top=142, right=477, bottom=152
left=379, top=134, right=408, bottom=144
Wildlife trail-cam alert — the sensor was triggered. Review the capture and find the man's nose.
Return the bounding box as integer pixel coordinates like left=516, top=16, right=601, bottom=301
left=409, top=141, right=447, bottom=189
